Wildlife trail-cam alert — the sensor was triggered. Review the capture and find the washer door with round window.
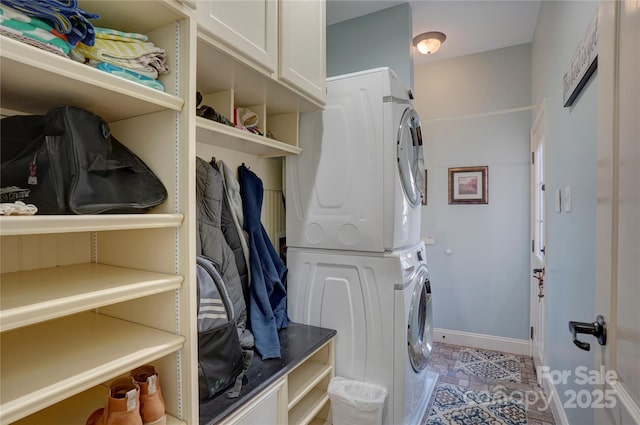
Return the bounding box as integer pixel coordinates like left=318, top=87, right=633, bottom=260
left=397, top=107, right=425, bottom=208
left=407, top=266, right=433, bottom=372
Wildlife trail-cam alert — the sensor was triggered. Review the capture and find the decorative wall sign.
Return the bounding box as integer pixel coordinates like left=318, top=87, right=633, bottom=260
left=563, top=13, right=598, bottom=107
left=448, top=166, right=488, bottom=205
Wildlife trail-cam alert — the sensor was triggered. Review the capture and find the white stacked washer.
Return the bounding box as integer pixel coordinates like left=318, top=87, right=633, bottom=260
left=286, top=68, right=435, bottom=425
left=287, top=242, right=437, bottom=425
left=286, top=67, right=424, bottom=253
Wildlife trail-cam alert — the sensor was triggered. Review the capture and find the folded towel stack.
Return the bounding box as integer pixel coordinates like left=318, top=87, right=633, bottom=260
left=1, top=1, right=169, bottom=92
left=73, top=26, right=169, bottom=91
left=0, top=0, right=98, bottom=46
left=0, top=2, right=76, bottom=57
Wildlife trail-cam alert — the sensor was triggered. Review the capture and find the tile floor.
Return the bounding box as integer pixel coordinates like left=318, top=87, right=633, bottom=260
left=421, top=342, right=556, bottom=425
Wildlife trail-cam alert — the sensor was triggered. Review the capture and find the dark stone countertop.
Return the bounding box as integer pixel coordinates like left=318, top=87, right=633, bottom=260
left=199, top=322, right=337, bottom=425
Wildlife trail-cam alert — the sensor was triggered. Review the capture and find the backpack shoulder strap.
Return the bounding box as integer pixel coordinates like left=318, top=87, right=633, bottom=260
left=225, top=349, right=254, bottom=399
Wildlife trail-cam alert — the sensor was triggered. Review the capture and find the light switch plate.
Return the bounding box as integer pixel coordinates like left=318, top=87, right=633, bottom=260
left=563, top=186, right=572, bottom=212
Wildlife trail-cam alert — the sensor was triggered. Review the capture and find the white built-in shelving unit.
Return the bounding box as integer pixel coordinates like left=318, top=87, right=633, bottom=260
left=287, top=340, right=335, bottom=425
left=0, top=1, right=197, bottom=424
left=1, top=0, right=329, bottom=423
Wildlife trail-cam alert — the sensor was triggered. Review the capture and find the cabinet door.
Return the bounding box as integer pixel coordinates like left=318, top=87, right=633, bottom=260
left=218, top=377, right=286, bottom=425
left=196, top=0, right=277, bottom=74
left=279, top=0, right=326, bottom=103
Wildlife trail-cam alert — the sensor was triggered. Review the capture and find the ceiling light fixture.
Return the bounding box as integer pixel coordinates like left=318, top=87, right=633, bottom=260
left=413, top=31, right=447, bottom=55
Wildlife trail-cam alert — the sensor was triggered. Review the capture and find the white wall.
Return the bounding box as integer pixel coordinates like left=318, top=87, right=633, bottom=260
left=326, top=3, right=414, bottom=89
left=413, top=44, right=532, bottom=341
left=531, top=2, right=598, bottom=425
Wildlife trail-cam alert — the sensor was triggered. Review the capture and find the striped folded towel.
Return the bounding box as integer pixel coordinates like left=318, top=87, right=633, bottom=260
left=1, top=26, right=68, bottom=56
left=95, top=26, right=148, bottom=43
left=0, top=3, right=70, bottom=55
left=0, top=0, right=99, bottom=46
left=94, top=62, right=165, bottom=92
left=74, top=37, right=170, bottom=74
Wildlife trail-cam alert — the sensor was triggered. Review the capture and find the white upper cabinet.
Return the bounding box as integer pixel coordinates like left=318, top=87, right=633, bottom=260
left=196, top=0, right=325, bottom=106
left=279, top=0, right=326, bottom=104
left=196, top=0, right=278, bottom=74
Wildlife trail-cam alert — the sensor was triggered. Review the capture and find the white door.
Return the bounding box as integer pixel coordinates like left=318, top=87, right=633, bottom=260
left=593, top=1, right=640, bottom=424
left=530, top=107, right=546, bottom=369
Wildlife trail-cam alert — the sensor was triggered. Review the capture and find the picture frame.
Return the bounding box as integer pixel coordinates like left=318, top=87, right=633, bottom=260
left=448, top=166, right=488, bottom=205
left=422, top=169, right=428, bottom=205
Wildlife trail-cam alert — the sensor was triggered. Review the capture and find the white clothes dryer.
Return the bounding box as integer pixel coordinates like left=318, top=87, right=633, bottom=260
left=288, top=242, right=437, bottom=425
left=286, top=67, right=424, bottom=253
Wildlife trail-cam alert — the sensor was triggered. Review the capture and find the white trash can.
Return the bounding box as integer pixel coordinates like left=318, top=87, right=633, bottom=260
left=328, top=377, right=388, bottom=425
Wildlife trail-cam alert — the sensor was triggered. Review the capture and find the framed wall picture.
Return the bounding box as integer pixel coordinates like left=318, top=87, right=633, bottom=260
left=448, top=166, right=488, bottom=205
left=422, top=169, right=428, bottom=205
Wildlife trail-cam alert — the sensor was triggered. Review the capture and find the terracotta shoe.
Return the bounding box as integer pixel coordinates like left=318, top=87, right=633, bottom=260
left=131, top=365, right=166, bottom=425
left=86, top=377, right=143, bottom=425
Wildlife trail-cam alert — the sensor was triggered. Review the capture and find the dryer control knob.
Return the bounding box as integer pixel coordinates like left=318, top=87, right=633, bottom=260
left=417, top=250, right=423, bottom=262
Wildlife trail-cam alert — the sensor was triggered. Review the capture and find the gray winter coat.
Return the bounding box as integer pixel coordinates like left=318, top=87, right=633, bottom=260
left=216, top=160, right=250, bottom=303
left=196, top=157, right=254, bottom=349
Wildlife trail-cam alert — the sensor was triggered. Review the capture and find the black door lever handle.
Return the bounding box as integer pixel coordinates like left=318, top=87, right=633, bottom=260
left=568, top=315, right=607, bottom=351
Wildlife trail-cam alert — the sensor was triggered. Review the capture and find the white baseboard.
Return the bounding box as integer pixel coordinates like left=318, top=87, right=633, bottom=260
left=539, top=367, right=569, bottom=425
left=433, top=328, right=530, bottom=356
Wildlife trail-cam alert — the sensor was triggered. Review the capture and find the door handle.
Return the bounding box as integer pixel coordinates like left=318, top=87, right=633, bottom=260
left=532, top=268, right=545, bottom=298
left=532, top=267, right=544, bottom=277
left=568, top=315, right=607, bottom=351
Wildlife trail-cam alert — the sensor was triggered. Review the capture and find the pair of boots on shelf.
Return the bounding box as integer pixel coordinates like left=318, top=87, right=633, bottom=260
left=86, top=365, right=166, bottom=425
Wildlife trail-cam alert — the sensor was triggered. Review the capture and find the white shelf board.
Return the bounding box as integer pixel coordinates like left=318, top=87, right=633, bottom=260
left=12, top=385, right=185, bottom=425
left=288, top=389, right=330, bottom=425
left=288, top=361, right=332, bottom=409
left=1, top=263, right=183, bottom=332
left=0, top=312, right=185, bottom=423
left=77, top=0, right=188, bottom=34
left=0, top=36, right=184, bottom=122
left=0, top=214, right=183, bottom=236
left=196, top=117, right=302, bottom=157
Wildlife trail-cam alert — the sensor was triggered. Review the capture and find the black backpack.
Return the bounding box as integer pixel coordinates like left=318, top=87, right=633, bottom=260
left=197, top=255, right=252, bottom=400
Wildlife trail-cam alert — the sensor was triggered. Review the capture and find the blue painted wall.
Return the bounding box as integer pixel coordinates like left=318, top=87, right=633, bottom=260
left=413, top=44, right=532, bottom=341
left=326, top=3, right=414, bottom=89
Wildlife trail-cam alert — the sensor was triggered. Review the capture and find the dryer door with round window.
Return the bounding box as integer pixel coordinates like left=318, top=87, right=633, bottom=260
left=408, top=266, right=433, bottom=372
left=397, top=108, right=425, bottom=207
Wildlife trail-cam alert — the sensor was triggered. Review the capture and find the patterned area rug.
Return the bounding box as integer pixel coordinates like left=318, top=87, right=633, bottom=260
left=424, top=383, right=528, bottom=425
left=454, top=347, right=522, bottom=383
